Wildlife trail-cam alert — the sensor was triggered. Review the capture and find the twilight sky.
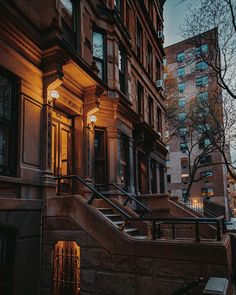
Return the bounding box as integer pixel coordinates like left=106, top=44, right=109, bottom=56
left=163, top=0, right=194, bottom=47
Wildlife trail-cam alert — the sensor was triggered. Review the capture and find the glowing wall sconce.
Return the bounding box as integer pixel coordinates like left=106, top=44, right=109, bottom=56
left=48, top=90, right=59, bottom=106
left=88, top=114, right=97, bottom=128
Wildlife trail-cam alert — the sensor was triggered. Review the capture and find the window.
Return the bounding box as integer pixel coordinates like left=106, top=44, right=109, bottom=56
left=196, top=76, right=208, bottom=87
left=147, top=42, right=153, bottom=78
left=181, top=173, right=189, bottom=184
left=179, top=142, right=188, bottom=152
left=120, top=134, right=129, bottom=188
left=166, top=159, right=170, bottom=167
left=179, top=127, right=187, bottom=137
left=163, top=58, right=167, bottom=66
left=200, top=155, right=212, bottom=164
left=178, top=98, right=186, bottom=108
left=167, top=174, right=171, bottom=183
left=197, top=92, right=208, bottom=102
left=94, top=129, right=107, bottom=184
left=200, top=171, right=213, bottom=181
left=157, top=107, right=162, bottom=133
left=148, top=96, right=154, bottom=126
left=137, top=81, right=144, bottom=117
left=156, top=58, right=161, bottom=80
left=179, top=112, right=186, bottom=121
left=118, top=47, right=126, bottom=93
left=196, top=61, right=208, bottom=71
left=0, top=70, right=17, bottom=176
left=114, top=0, right=123, bottom=19
left=136, top=20, right=143, bottom=61
left=195, top=44, right=208, bottom=55
left=166, top=144, right=169, bottom=151
left=199, top=138, right=211, bottom=149
left=197, top=124, right=210, bottom=133
left=0, top=228, right=15, bottom=295
left=93, top=31, right=106, bottom=81
left=177, top=67, right=185, bottom=77
left=59, top=0, right=74, bottom=28
left=181, top=158, right=188, bottom=169
left=182, top=189, right=188, bottom=200
left=201, top=187, right=214, bottom=197
left=163, top=72, right=167, bottom=80
left=178, top=82, right=185, bottom=93
left=177, top=52, right=185, bottom=62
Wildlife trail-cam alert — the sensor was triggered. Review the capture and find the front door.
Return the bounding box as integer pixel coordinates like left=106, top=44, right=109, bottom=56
left=52, top=111, right=72, bottom=191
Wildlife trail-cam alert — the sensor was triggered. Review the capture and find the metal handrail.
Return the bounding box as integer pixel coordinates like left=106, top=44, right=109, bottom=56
left=130, top=216, right=225, bottom=241
left=55, top=175, right=131, bottom=220
left=109, top=183, right=152, bottom=214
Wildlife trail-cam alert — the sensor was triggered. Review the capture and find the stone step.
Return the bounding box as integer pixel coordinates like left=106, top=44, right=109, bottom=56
left=124, top=228, right=140, bottom=236
left=132, top=236, right=148, bottom=240
left=103, top=214, right=123, bottom=222
left=97, top=208, right=114, bottom=215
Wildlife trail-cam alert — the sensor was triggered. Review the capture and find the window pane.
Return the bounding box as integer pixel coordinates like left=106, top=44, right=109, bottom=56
left=0, top=75, right=11, bottom=121
left=60, top=0, right=73, bottom=27
left=178, top=82, right=185, bottom=92
left=93, top=32, right=104, bottom=59
left=178, top=98, right=186, bottom=107
left=177, top=67, right=185, bottom=77
left=177, top=52, right=185, bottom=62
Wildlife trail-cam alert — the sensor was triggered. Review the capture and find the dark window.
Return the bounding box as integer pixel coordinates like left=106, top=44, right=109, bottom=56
left=136, top=20, right=143, bottom=61
left=93, top=30, right=106, bottom=81
left=148, top=96, right=154, bottom=126
left=59, top=0, right=74, bottom=28
left=157, top=107, right=162, bottom=133
left=137, top=81, right=144, bottom=117
left=197, top=91, right=208, bottom=103
left=118, top=47, right=126, bottom=93
left=151, top=159, right=157, bottom=193
left=179, top=142, right=188, bottom=152
left=120, top=134, right=129, bottom=189
left=94, top=129, right=107, bottom=184
left=156, top=58, right=161, bottom=80
left=114, top=0, right=124, bottom=19
left=147, top=42, right=153, bottom=78
left=182, top=189, right=187, bottom=200
left=200, top=155, right=212, bottom=164
left=181, top=158, right=188, bottom=170
left=200, top=170, right=213, bottom=182
left=167, top=174, right=171, bottom=183
left=0, top=228, right=15, bottom=295
left=0, top=70, right=17, bottom=176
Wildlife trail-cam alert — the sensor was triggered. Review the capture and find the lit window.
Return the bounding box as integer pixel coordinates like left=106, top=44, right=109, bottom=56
left=177, top=52, right=185, bottom=62
left=196, top=76, right=208, bottom=87
left=178, top=82, right=185, bottom=92
left=93, top=31, right=106, bottom=81
left=178, top=98, right=186, bottom=108
left=177, top=67, right=185, bottom=77
left=181, top=173, right=189, bottom=183
left=196, top=61, right=208, bottom=71
left=201, top=187, right=214, bottom=197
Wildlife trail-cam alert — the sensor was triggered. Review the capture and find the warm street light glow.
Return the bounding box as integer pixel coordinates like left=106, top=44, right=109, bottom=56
left=50, top=90, right=59, bottom=100
left=89, top=115, right=97, bottom=123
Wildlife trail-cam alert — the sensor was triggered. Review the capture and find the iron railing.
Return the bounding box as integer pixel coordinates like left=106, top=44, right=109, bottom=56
left=172, top=277, right=205, bottom=295
left=130, top=216, right=226, bottom=241
left=95, top=182, right=152, bottom=216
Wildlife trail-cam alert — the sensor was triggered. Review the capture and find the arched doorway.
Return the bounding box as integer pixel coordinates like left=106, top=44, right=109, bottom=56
left=52, top=241, right=80, bottom=295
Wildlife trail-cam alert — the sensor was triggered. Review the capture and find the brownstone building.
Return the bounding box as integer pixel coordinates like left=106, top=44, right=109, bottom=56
left=0, top=1, right=233, bottom=295
left=164, top=31, right=228, bottom=211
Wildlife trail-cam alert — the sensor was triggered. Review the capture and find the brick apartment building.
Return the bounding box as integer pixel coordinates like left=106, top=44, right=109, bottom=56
left=0, top=1, right=233, bottom=295
left=164, top=30, right=228, bottom=211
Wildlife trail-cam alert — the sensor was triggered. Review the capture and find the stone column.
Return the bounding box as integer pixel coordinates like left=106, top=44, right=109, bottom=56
left=107, top=128, right=119, bottom=184
left=41, top=71, right=63, bottom=198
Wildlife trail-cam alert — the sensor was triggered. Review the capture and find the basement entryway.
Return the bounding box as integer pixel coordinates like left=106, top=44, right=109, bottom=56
left=52, top=241, right=80, bottom=295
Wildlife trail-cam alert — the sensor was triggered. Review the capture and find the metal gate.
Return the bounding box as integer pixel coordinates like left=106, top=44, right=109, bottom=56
left=52, top=241, right=80, bottom=295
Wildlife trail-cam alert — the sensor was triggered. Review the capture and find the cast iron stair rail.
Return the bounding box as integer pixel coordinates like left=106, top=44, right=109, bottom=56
left=129, top=216, right=226, bottom=241
left=95, top=183, right=152, bottom=217
left=56, top=175, right=131, bottom=223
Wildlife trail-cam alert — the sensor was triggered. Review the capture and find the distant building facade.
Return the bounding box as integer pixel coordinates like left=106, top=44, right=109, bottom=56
left=164, top=30, right=227, bottom=209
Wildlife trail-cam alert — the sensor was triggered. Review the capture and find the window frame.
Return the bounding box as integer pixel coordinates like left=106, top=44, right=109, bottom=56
left=92, top=29, right=107, bottom=82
